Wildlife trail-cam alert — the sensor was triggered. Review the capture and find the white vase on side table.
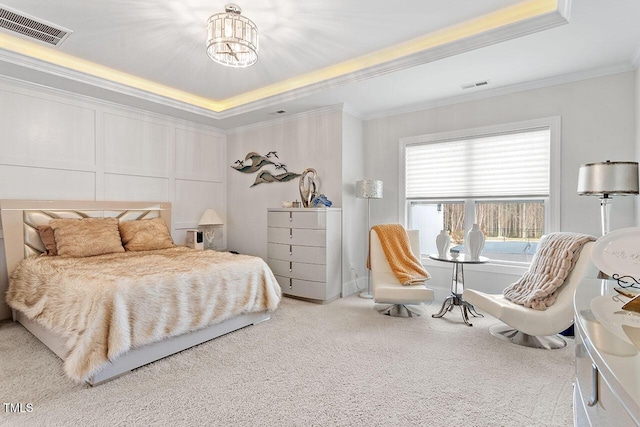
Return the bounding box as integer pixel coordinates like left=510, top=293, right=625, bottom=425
left=436, top=230, right=451, bottom=258
left=467, top=224, right=485, bottom=260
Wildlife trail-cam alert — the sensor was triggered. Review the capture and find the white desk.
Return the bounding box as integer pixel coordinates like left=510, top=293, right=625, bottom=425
left=574, top=278, right=640, bottom=426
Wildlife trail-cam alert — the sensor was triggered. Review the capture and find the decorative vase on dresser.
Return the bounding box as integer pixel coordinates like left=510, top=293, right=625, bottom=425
left=267, top=208, right=342, bottom=303
left=436, top=230, right=451, bottom=258
left=466, top=224, right=485, bottom=260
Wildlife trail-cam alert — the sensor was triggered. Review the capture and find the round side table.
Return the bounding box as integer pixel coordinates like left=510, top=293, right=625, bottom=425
left=429, top=254, right=489, bottom=326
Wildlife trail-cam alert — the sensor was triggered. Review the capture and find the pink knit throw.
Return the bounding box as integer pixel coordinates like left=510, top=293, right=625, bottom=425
left=503, top=232, right=595, bottom=310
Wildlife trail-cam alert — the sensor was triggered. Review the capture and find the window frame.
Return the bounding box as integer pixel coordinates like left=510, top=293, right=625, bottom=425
left=407, top=197, right=548, bottom=266
left=399, top=117, right=561, bottom=267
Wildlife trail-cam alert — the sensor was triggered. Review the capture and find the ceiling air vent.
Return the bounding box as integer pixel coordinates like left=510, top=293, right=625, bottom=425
left=0, top=4, right=72, bottom=46
left=461, top=80, right=490, bottom=90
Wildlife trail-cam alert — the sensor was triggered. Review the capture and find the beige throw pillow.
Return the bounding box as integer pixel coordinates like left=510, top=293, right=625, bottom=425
left=37, top=225, right=58, bottom=256
left=119, top=218, right=174, bottom=251
left=50, top=217, right=125, bottom=257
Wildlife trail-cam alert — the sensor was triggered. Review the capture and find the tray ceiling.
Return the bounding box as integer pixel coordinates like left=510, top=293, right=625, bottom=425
left=0, top=0, right=638, bottom=128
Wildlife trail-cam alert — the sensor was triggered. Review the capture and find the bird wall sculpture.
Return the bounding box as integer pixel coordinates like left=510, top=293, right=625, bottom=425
left=232, top=151, right=302, bottom=187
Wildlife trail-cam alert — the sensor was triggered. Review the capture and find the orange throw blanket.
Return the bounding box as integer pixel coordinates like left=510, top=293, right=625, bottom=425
left=370, top=224, right=430, bottom=285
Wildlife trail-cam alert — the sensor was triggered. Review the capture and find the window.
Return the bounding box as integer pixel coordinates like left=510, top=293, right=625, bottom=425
left=401, top=118, right=560, bottom=265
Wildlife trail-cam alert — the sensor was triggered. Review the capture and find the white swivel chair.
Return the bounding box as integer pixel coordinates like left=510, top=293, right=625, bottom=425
left=370, top=228, right=434, bottom=317
left=462, top=240, right=597, bottom=349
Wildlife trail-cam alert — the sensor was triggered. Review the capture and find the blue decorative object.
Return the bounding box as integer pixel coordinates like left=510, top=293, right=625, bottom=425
left=312, top=194, right=332, bottom=207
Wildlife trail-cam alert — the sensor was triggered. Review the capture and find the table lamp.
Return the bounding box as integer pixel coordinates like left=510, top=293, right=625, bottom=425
left=199, top=209, right=224, bottom=249
left=356, top=179, right=383, bottom=299
left=577, top=160, right=638, bottom=235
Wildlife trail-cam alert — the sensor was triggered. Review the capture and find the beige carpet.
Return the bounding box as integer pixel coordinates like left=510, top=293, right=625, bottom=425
left=0, top=296, right=574, bottom=426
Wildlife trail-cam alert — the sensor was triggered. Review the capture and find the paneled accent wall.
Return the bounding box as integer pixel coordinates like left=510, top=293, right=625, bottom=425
left=0, top=76, right=226, bottom=320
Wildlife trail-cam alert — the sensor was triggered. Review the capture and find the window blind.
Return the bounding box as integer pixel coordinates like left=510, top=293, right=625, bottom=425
left=405, top=128, right=550, bottom=199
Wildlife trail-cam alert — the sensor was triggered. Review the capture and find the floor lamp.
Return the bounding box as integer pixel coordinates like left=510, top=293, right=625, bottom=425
left=356, top=179, right=383, bottom=299
left=577, top=160, right=639, bottom=235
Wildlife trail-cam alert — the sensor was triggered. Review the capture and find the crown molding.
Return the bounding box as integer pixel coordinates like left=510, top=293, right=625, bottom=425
left=0, top=0, right=570, bottom=121
left=341, top=104, right=366, bottom=120
left=216, top=4, right=570, bottom=118
left=226, top=104, right=344, bottom=135
left=0, top=73, right=226, bottom=134
left=363, top=63, right=634, bottom=121
left=0, top=48, right=225, bottom=120
left=557, top=0, right=572, bottom=20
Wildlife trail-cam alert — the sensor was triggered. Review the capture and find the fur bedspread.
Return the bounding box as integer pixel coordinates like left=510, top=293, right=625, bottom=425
left=6, top=247, right=281, bottom=382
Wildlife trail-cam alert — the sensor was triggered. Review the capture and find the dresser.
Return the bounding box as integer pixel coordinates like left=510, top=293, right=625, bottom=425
left=574, top=278, right=640, bottom=426
left=267, top=208, right=341, bottom=303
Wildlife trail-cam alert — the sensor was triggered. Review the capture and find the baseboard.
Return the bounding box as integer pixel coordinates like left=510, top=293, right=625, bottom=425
left=342, top=279, right=452, bottom=300
left=431, top=286, right=453, bottom=304
left=342, top=277, right=368, bottom=297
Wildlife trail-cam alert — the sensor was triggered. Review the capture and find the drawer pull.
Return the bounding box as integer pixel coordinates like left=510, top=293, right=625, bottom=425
left=289, top=212, right=293, bottom=222
left=587, top=363, right=598, bottom=407
left=289, top=228, right=293, bottom=239
left=289, top=245, right=292, bottom=256
left=289, top=261, right=293, bottom=272
left=289, top=278, right=292, bottom=290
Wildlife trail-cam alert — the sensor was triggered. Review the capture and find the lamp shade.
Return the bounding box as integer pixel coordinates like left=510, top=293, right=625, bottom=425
left=199, top=209, right=224, bottom=226
left=356, top=180, right=383, bottom=199
left=577, top=161, right=639, bottom=196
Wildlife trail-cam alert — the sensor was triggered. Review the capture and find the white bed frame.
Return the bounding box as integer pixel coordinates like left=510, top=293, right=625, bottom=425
left=0, top=200, right=270, bottom=386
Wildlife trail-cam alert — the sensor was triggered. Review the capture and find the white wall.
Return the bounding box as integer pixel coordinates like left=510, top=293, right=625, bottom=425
left=226, top=106, right=343, bottom=260
left=226, top=107, right=371, bottom=297
left=341, top=111, right=367, bottom=295
left=636, top=67, right=640, bottom=226
left=364, top=71, right=637, bottom=294
left=0, top=76, right=226, bottom=320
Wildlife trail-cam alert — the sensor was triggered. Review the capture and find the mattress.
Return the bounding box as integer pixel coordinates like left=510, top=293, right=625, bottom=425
left=6, top=247, right=281, bottom=382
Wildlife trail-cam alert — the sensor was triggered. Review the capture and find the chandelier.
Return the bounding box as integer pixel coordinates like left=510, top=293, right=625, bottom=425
left=206, top=4, right=258, bottom=68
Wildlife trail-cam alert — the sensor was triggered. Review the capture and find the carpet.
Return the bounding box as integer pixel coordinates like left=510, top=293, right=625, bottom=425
left=0, top=296, right=574, bottom=426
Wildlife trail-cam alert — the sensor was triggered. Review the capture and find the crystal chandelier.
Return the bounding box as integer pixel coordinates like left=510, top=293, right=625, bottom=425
left=206, top=4, right=258, bottom=68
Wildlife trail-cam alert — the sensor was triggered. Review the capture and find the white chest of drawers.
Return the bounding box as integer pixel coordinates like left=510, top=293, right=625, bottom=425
left=267, top=208, right=342, bottom=303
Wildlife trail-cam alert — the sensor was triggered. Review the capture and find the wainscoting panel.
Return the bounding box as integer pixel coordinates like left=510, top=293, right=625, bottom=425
left=0, top=89, right=96, bottom=168
left=175, top=127, right=224, bottom=182
left=104, top=112, right=171, bottom=177
left=174, top=179, right=224, bottom=229
left=0, top=165, right=96, bottom=200
left=0, top=76, right=227, bottom=320
left=104, top=173, right=170, bottom=202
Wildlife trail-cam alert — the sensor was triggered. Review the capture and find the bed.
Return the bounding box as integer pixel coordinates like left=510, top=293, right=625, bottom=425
left=0, top=200, right=281, bottom=386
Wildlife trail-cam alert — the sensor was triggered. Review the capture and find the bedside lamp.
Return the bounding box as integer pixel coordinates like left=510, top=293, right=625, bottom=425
left=577, top=160, right=639, bottom=235
left=199, top=209, right=224, bottom=249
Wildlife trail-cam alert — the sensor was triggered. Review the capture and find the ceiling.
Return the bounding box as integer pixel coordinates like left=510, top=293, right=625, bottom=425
left=0, top=0, right=639, bottom=129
